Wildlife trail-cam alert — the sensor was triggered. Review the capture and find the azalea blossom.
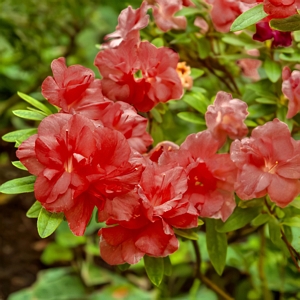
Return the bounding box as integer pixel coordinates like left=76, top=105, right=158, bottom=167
left=147, top=141, right=179, bottom=162
left=16, top=114, right=143, bottom=236
left=99, top=163, right=198, bottom=265
left=149, top=0, right=187, bottom=32
left=205, top=91, right=249, bottom=146
left=176, top=62, right=193, bottom=90
left=230, top=119, right=300, bottom=207
left=241, top=0, right=300, bottom=19
left=95, top=40, right=182, bottom=112
left=253, top=21, right=292, bottom=47
left=102, top=1, right=149, bottom=48
left=41, top=57, right=105, bottom=113
left=282, top=66, right=300, bottom=119
left=205, top=0, right=252, bottom=33
left=160, top=130, right=237, bottom=221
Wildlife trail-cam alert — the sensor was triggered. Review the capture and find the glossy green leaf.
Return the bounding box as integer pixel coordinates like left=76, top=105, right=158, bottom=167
left=264, top=59, right=282, bottom=83
left=230, top=4, right=268, bottom=31
left=37, top=208, right=64, bottom=238
left=183, top=94, right=208, bottom=114
left=11, top=160, right=27, bottom=171
left=144, top=256, right=164, bottom=287
left=206, top=219, right=227, bottom=276
left=18, top=91, right=52, bottom=115
left=251, top=213, right=270, bottom=227
left=216, top=207, right=261, bottom=233
left=270, top=15, right=300, bottom=32
left=26, top=201, right=42, bottom=218
left=190, top=68, right=204, bottom=80
left=13, top=109, right=46, bottom=121
left=177, top=112, right=206, bottom=124
left=163, top=256, right=172, bottom=276
left=0, top=175, right=35, bottom=194
left=2, top=128, right=37, bottom=143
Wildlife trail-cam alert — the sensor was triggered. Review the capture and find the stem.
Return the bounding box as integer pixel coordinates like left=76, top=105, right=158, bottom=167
left=264, top=198, right=300, bottom=271
left=191, top=240, right=234, bottom=300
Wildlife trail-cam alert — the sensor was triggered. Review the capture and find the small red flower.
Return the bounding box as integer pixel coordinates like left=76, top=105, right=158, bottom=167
left=160, top=130, right=237, bottom=221
left=230, top=119, right=300, bottom=207
left=95, top=40, right=182, bottom=112
left=282, top=66, right=300, bottom=119
left=17, top=114, right=143, bottom=235
left=103, top=1, right=149, bottom=48
left=42, top=57, right=104, bottom=113
left=205, top=91, right=249, bottom=146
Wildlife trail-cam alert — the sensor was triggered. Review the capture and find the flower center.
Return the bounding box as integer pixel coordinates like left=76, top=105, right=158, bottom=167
left=264, top=159, right=279, bottom=174
left=188, top=163, right=217, bottom=194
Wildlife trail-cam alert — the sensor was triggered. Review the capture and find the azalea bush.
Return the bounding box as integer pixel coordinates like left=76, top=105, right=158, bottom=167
left=3, top=0, right=300, bottom=299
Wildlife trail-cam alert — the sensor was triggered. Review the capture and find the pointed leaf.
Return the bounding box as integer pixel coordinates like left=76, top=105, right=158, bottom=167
left=183, top=94, right=207, bottom=114
left=264, top=59, right=281, bottom=83
left=2, top=128, right=37, bottom=143
left=37, top=208, right=64, bottom=238
left=117, top=263, right=131, bottom=271
left=26, top=201, right=42, bottom=218
left=18, top=91, right=52, bottom=115
left=216, top=207, right=261, bottom=233
left=173, top=228, right=199, bottom=240
left=12, top=161, right=28, bottom=171
left=163, top=256, right=172, bottom=276
left=144, top=256, right=164, bottom=287
left=230, top=4, right=268, bottom=32
left=206, top=219, right=227, bottom=276
left=13, top=110, right=46, bottom=121
left=0, top=176, right=36, bottom=194
left=177, top=112, right=206, bottom=124
left=270, top=15, right=300, bottom=32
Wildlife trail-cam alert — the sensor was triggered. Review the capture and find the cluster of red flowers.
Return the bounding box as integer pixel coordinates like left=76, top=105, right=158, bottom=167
left=15, top=1, right=300, bottom=266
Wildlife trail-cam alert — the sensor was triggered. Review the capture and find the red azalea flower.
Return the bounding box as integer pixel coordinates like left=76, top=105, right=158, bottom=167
left=42, top=57, right=105, bottom=113
left=160, top=130, right=237, bottom=221
left=230, top=119, right=300, bottom=207
left=205, top=0, right=248, bottom=33
left=282, top=66, right=300, bottom=119
left=103, top=1, right=149, bottom=48
left=17, top=113, right=143, bottom=235
left=241, top=0, right=299, bottom=18
left=98, top=163, right=198, bottom=265
left=96, top=100, right=153, bottom=153
left=150, top=0, right=187, bottom=32
left=147, top=141, right=179, bottom=162
left=205, top=91, right=249, bottom=146
left=95, top=40, right=182, bottom=112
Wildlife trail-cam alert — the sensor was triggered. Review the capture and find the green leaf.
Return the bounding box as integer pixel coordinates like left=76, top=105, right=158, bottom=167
left=251, top=213, right=271, bottom=226
left=183, top=94, right=208, bottom=114
left=118, top=263, right=131, bottom=271
left=13, top=109, right=46, bottom=121
left=2, top=128, right=37, bottom=143
left=151, top=107, right=163, bottom=123
left=18, top=91, right=53, bottom=115
left=173, top=228, right=199, bottom=240
left=11, top=160, right=27, bottom=171
left=41, top=242, right=74, bottom=265
left=163, top=256, right=172, bottom=276
left=177, top=112, right=206, bottom=124
left=268, top=218, right=282, bottom=246
left=197, top=36, right=210, bottom=59
left=190, top=68, right=204, bottom=80
left=255, top=97, right=277, bottom=105
left=26, top=201, right=42, bottom=218
left=263, top=59, right=282, bottom=83
left=216, top=207, right=261, bottom=233
left=230, top=4, right=268, bottom=32
left=270, top=14, right=300, bottom=32
left=206, top=219, right=227, bottom=276
left=37, top=208, right=64, bottom=238
left=151, top=37, right=164, bottom=47
left=0, top=176, right=35, bottom=194
left=144, top=256, right=164, bottom=287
